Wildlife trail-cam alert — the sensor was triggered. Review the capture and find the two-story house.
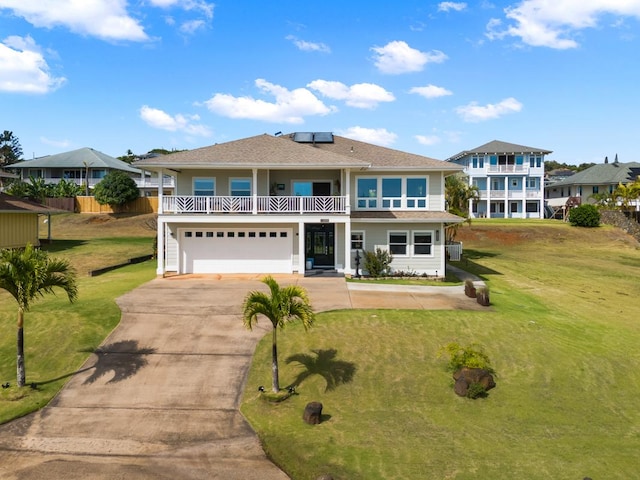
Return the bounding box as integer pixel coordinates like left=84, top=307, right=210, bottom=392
left=134, top=132, right=463, bottom=276
left=446, top=140, right=551, bottom=219
left=10, top=147, right=174, bottom=196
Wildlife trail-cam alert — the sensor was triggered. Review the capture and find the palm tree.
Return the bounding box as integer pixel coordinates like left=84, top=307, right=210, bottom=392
left=0, top=244, right=78, bottom=387
left=242, top=276, right=314, bottom=393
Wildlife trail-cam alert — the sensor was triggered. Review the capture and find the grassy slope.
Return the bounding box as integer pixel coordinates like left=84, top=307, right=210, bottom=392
left=0, top=213, right=156, bottom=422
left=242, top=220, right=640, bottom=480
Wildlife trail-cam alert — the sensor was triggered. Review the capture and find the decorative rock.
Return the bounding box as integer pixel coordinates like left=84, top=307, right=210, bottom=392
left=303, top=401, right=323, bottom=425
left=316, top=475, right=334, bottom=480
left=453, top=367, right=496, bottom=397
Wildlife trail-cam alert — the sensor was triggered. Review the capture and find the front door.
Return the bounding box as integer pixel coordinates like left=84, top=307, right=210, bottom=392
left=306, top=223, right=335, bottom=268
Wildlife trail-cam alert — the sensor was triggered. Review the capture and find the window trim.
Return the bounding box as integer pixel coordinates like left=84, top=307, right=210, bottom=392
left=229, top=177, right=251, bottom=196
left=351, top=231, right=365, bottom=251
left=388, top=231, right=408, bottom=257
left=193, top=177, right=215, bottom=196
left=412, top=230, right=434, bottom=257
left=356, top=175, right=429, bottom=211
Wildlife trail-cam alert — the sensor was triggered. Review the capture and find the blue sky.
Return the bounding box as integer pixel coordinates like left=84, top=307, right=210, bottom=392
left=1, top=1, right=639, bottom=165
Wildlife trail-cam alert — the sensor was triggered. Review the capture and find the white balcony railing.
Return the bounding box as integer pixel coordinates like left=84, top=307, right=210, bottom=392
left=163, top=195, right=348, bottom=214
left=478, top=189, right=541, bottom=199
left=487, top=165, right=529, bottom=174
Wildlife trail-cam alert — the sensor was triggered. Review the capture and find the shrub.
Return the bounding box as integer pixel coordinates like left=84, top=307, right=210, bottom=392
left=464, top=279, right=477, bottom=298
left=466, top=382, right=488, bottom=399
left=439, top=342, right=495, bottom=375
left=568, top=204, right=600, bottom=227
left=363, top=248, right=393, bottom=278
left=476, top=286, right=490, bottom=306
left=93, top=171, right=139, bottom=207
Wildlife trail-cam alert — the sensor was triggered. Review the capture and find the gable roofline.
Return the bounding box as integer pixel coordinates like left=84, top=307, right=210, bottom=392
left=446, top=140, right=552, bottom=162
left=11, top=147, right=142, bottom=174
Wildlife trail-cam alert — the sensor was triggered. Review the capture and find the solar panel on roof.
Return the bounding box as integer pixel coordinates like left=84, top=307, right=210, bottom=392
left=293, top=132, right=314, bottom=143
left=313, top=132, right=334, bottom=143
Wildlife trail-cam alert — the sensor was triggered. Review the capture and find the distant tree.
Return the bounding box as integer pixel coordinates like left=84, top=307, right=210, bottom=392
left=0, top=130, right=23, bottom=166
left=544, top=160, right=595, bottom=173
left=0, top=244, right=78, bottom=387
left=117, top=149, right=136, bottom=164
left=93, top=171, right=139, bottom=207
left=568, top=204, right=600, bottom=227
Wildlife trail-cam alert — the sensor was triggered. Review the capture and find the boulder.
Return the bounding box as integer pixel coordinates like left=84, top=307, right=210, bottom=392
left=303, top=401, right=323, bottom=425
left=453, top=367, right=496, bottom=397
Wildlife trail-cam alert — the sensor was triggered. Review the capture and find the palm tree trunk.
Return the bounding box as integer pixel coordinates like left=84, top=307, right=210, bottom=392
left=17, top=308, right=25, bottom=387
left=271, top=327, right=279, bottom=393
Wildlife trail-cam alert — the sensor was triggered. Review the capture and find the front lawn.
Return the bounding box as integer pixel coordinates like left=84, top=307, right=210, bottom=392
left=241, top=222, right=640, bottom=479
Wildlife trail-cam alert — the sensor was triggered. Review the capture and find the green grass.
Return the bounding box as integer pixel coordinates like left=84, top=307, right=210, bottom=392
left=242, top=222, right=640, bottom=480
left=0, top=260, right=156, bottom=423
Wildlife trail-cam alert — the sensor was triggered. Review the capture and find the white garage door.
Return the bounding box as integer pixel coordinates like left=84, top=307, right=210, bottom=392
left=180, top=228, right=293, bottom=274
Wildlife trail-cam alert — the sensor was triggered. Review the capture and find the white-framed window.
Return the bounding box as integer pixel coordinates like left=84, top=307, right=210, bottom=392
left=351, top=231, right=365, bottom=251
left=230, top=178, right=251, bottom=196
left=412, top=231, right=433, bottom=256
left=388, top=231, right=408, bottom=256
left=63, top=169, right=82, bottom=179
left=92, top=169, right=107, bottom=179
left=193, top=177, right=215, bottom=196
left=526, top=202, right=539, bottom=212
left=356, top=176, right=428, bottom=210
left=526, top=177, right=538, bottom=188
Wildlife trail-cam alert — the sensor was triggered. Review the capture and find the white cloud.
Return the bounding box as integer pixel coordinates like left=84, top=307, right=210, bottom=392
left=180, top=19, right=206, bottom=34
left=415, top=134, right=441, bottom=146
left=204, top=79, right=337, bottom=124
left=307, top=80, right=395, bottom=109
left=456, top=97, right=523, bottom=122
left=438, top=2, right=467, bottom=12
left=0, top=0, right=149, bottom=42
left=139, top=105, right=211, bottom=136
left=410, top=84, right=453, bottom=99
left=371, top=40, right=447, bottom=74
left=338, top=127, right=398, bottom=147
left=286, top=35, right=331, bottom=53
left=40, top=137, right=72, bottom=148
left=148, top=0, right=214, bottom=19
left=486, top=0, right=640, bottom=49
left=0, top=35, right=66, bottom=94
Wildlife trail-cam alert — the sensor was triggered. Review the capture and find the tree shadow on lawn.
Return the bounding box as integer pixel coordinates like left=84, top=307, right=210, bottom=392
left=452, top=249, right=502, bottom=278
left=286, top=349, right=356, bottom=393
left=40, top=239, right=87, bottom=252
left=33, top=340, right=156, bottom=387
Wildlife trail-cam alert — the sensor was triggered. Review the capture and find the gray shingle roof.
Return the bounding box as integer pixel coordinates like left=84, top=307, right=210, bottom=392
left=549, top=162, right=640, bottom=187
left=446, top=140, right=552, bottom=162
left=134, top=133, right=462, bottom=172
left=11, top=148, right=141, bottom=174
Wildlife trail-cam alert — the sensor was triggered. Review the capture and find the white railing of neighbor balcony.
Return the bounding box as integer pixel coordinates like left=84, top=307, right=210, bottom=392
left=163, top=195, right=348, bottom=214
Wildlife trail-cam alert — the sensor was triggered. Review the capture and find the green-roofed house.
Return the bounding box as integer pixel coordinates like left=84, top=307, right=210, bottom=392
left=446, top=140, right=552, bottom=219
left=10, top=147, right=174, bottom=195
left=545, top=157, right=640, bottom=211
left=134, top=132, right=464, bottom=276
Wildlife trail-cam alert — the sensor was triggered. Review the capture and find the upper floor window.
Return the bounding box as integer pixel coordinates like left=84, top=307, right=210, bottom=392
left=526, top=177, right=538, bottom=189
left=471, top=155, right=484, bottom=168
left=194, top=177, right=215, bottom=196
left=230, top=178, right=251, bottom=196
left=356, top=176, right=428, bottom=210
left=529, top=155, right=542, bottom=168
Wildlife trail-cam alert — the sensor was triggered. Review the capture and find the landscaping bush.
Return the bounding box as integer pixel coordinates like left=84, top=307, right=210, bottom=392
left=439, top=342, right=495, bottom=374
left=568, top=204, right=600, bottom=227
left=363, top=248, right=393, bottom=278
left=464, top=279, right=477, bottom=298
left=94, top=171, right=139, bottom=207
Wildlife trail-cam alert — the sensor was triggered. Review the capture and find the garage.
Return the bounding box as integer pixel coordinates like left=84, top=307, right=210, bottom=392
left=180, top=227, right=293, bottom=274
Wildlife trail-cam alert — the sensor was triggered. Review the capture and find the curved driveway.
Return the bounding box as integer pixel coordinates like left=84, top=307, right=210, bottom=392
left=0, top=274, right=482, bottom=479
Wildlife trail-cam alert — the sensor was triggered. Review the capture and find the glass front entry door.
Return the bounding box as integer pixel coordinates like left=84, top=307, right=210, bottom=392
left=305, top=223, right=335, bottom=268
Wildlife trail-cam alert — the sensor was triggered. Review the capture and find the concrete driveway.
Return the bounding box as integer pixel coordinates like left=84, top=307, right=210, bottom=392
left=0, top=274, right=481, bottom=479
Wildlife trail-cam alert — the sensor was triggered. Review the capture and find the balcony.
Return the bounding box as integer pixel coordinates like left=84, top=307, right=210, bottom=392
left=487, top=165, right=529, bottom=174
left=162, top=195, right=348, bottom=214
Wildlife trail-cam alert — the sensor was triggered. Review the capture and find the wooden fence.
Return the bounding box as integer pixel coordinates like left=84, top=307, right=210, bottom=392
left=47, top=196, right=159, bottom=214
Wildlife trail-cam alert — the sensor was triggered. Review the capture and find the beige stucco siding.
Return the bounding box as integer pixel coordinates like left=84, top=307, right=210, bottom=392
left=0, top=213, right=40, bottom=249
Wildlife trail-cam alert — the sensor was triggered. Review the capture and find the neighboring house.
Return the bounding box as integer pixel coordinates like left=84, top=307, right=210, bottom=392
left=0, top=192, right=57, bottom=249
left=545, top=158, right=640, bottom=211
left=0, top=170, right=18, bottom=191
left=446, top=140, right=551, bottom=219
left=9, top=147, right=174, bottom=196
left=134, top=132, right=464, bottom=276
